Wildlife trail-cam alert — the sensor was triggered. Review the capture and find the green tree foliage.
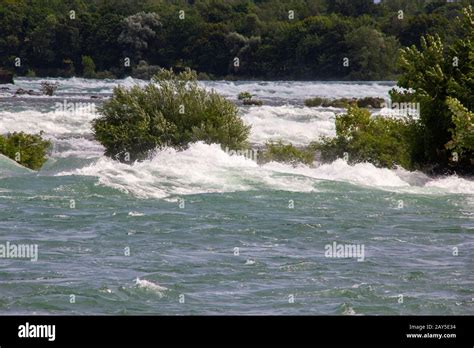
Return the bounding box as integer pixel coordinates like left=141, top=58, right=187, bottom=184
left=238, top=92, right=252, bottom=100
left=118, top=12, right=162, bottom=60
left=396, top=5, right=473, bottom=172
left=345, top=26, right=400, bottom=80
left=262, top=140, right=315, bottom=165
left=131, top=60, right=161, bottom=80
left=0, top=0, right=469, bottom=79
left=92, top=68, right=250, bottom=162
left=445, top=97, right=474, bottom=163
left=0, top=132, right=51, bottom=170
left=81, top=55, right=96, bottom=78
left=314, top=106, right=422, bottom=170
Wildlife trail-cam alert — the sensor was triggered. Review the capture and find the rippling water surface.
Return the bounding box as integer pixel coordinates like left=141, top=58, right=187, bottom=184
left=0, top=78, right=472, bottom=314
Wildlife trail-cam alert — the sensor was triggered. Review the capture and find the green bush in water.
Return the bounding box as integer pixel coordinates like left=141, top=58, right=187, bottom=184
left=304, top=97, right=324, bottom=107
left=0, top=132, right=51, bottom=170
left=238, top=92, right=252, bottom=100
left=395, top=6, right=473, bottom=172
left=82, top=55, right=96, bottom=78
left=93, top=68, right=251, bottom=162
left=262, top=140, right=315, bottom=165
left=444, top=97, right=474, bottom=166
left=388, top=89, right=416, bottom=103
left=313, top=106, right=422, bottom=170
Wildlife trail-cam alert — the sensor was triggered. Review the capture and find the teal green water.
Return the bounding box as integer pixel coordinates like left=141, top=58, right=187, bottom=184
left=0, top=78, right=473, bottom=314
left=0, top=169, right=473, bottom=314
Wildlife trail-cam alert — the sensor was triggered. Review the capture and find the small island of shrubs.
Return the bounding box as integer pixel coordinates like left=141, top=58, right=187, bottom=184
left=0, top=132, right=51, bottom=170
left=238, top=92, right=263, bottom=106
left=304, top=97, right=385, bottom=109
left=92, top=68, right=250, bottom=162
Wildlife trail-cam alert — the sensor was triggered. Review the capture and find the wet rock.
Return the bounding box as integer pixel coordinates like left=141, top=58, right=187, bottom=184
left=15, top=88, right=42, bottom=96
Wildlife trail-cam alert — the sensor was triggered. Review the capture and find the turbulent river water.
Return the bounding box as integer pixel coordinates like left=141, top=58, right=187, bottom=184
left=0, top=77, right=472, bottom=314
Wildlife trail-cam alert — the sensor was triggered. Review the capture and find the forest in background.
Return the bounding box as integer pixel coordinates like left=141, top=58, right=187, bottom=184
left=0, top=0, right=472, bottom=80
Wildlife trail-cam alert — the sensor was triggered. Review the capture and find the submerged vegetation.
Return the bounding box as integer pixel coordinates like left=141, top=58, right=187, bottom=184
left=0, top=132, right=51, bottom=170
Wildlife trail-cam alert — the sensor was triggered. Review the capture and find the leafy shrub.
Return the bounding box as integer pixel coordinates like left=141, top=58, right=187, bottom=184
left=261, top=140, right=315, bottom=165
left=40, top=82, right=59, bottom=96
left=313, top=106, right=422, bottom=169
left=388, top=89, right=416, bottom=103
left=82, top=55, right=96, bottom=78
left=238, top=91, right=262, bottom=105
left=396, top=6, right=473, bottom=172
left=92, top=68, right=251, bottom=162
left=445, top=97, right=474, bottom=165
left=304, top=97, right=324, bottom=107
left=0, top=132, right=51, bottom=170
left=238, top=92, right=252, bottom=100
left=25, top=69, right=36, bottom=77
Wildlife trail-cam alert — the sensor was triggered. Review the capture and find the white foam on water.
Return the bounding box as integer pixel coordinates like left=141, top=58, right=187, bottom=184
left=13, top=76, right=146, bottom=94
left=2, top=79, right=392, bottom=158
left=424, top=176, right=474, bottom=195
left=203, top=80, right=393, bottom=100
left=242, top=105, right=336, bottom=145
left=51, top=138, right=104, bottom=158
left=56, top=142, right=474, bottom=198
left=135, top=277, right=167, bottom=297
left=57, top=142, right=317, bottom=198
left=342, top=306, right=357, bottom=315
left=3, top=78, right=471, bottom=197
left=262, top=159, right=410, bottom=188
left=0, top=107, right=104, bottom=158
left=12, top=78, right=393, bottom=100
left=0, top=109, right=98, bottom=135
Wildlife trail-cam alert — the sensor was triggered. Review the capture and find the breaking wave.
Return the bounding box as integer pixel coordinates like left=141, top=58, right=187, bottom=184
left=242, top=105, right=336, bottom=145
left=56, top=142, right=474, bottom=199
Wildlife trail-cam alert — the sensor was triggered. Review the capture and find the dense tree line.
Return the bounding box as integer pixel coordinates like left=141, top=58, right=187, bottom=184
left=0, top=0, right=471, bottom=79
